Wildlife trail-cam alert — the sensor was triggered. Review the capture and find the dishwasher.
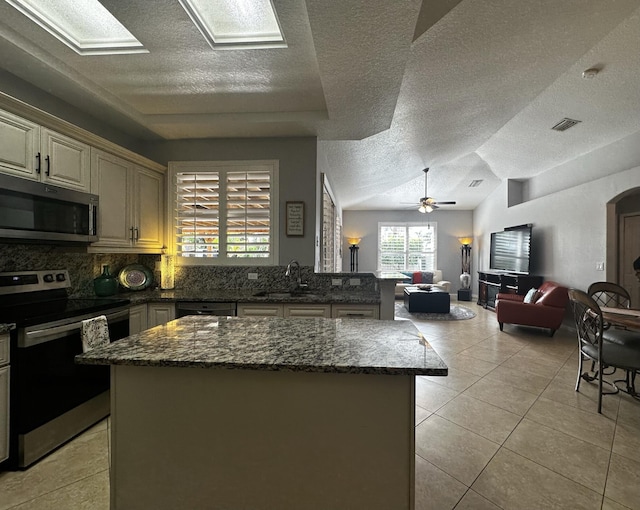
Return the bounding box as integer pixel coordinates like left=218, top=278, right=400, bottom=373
left=176, top=302, right=237, bottom=317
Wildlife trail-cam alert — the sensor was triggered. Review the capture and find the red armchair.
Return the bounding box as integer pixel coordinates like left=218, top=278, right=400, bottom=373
left=496, top=281, right=569, bottom=337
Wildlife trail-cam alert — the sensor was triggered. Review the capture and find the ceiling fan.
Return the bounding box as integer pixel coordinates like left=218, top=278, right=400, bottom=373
left=410, top=168, right=457, bottom=213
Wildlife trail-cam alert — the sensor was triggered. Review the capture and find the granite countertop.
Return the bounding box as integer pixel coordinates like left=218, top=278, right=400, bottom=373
left=0, top=323, right=15, bottom=334
left=76, top=316, right=447, bottom=376
left=120, top=288, right=380, bottom=305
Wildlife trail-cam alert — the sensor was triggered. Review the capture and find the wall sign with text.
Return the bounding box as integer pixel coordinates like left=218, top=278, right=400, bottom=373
left=286, top=202, right=304, bottom=236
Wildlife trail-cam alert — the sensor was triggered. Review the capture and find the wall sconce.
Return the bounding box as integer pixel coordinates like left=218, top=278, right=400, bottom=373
left=346, top=237, right=361, bottom=272
left=458, top=237, right=472, bottom=290
left=160, top=254, right=175, bottom=290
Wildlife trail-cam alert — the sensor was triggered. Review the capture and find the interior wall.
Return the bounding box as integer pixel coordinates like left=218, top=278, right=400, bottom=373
left=473, top=164, right=640, bottom=293
left=341, top=209, right=473, bottom=288
left=143, top=138, right=318, bottom=267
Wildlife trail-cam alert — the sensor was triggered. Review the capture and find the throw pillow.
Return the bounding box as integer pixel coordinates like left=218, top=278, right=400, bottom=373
left=523, top=288, right=538, bottom=303
left=412, top=271, right=434, bottom=284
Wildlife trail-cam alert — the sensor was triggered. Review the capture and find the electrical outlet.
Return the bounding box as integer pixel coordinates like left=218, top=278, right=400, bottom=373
left=248, top=272, right=258, bottom=280
left=331, top=278, right=342, bottom=286
left=155, top=261, right=161, bottom=271
left=595, top=262, right=605, bottom=271
left=349, top=278, right=361, bottom=286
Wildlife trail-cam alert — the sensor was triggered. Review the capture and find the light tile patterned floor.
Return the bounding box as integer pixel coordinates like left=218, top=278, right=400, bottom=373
left=1, top=302, right=639, bottom=509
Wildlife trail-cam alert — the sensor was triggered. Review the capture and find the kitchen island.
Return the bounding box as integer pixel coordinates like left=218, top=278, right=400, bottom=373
left=77, top=316, right=447, bottom=510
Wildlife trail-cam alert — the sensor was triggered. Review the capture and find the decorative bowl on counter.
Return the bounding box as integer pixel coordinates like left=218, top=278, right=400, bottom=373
left=118, top=264, right=154, bottom=291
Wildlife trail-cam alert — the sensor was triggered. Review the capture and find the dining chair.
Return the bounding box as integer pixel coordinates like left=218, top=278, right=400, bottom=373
left=568, top=289, right=640, bottom=413
left=587, top=281, right=631, bottom=309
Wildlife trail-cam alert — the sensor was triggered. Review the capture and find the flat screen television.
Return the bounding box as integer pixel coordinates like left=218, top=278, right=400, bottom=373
left=489, top=224, right=532, bottom=274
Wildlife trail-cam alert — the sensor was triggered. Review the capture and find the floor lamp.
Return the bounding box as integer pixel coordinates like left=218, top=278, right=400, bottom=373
left=347, top=237, right=361, bottom=272
left=458, top=237, right=472, bottom=301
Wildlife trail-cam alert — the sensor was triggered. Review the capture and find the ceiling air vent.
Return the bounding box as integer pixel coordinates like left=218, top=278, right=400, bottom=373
left=468, top=180, right=483, bottom=188
left=551, top=118, right=581, bottom=132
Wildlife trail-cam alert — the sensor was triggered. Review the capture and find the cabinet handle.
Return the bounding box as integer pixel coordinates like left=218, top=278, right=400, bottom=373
left=134, top=227, right=139, bottom=241
left=35, top=152, right=41, bottom=174
left=45, top=155, right=50, bottom=176
left=130, top=227, right=135, bottom=242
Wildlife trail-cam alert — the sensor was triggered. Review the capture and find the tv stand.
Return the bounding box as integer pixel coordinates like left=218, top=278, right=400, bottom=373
left=477, top=271, right=543, bottom=310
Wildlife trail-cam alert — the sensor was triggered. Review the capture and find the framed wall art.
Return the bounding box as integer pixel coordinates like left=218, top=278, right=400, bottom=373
left=286, top=201, right=304, bottom=236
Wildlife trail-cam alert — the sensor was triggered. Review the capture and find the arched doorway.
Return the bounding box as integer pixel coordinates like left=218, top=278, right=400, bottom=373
left=606, top=187, right=640, bottom=306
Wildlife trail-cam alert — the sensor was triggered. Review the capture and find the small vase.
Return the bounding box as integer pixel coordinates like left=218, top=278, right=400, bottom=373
left=460, top=272, right=471, bottom=290
left=94, top=264, right=118, bottom=297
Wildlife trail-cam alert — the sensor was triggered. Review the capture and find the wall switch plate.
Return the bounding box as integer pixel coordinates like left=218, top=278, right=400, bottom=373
left=596, top=262, right=605, bottom=271
left=349, top=278, right=361, bottom=286
left=248, top=272, right=258, bottom=280
left=331, top=278, right=342, bottom=286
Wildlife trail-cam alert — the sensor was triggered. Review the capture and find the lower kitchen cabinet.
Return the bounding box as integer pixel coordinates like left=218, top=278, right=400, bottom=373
left=283, top=304, right=331, bottom=318
left=331, top=304, right=379, bottom=319
left=148, top=303, right=176, bottom=328
left=237, top=304, right=283, bottom=317
left=238, top=303, right=377, bottom=319
left=129, top=304, right=148, bottom=335
left=129, top=303, right=176, bottom=334
left=0, top=367, right=7, bottom=462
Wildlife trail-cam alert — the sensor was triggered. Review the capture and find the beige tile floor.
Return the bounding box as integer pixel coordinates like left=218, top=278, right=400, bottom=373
left=1, top=301, right=639, bottom=510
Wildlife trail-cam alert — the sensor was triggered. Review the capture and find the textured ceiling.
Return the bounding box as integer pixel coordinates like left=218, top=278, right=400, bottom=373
left=0, top=0, right=638, bottom=211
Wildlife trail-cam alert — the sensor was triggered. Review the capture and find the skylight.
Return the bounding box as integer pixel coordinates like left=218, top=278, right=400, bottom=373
left=5, top=0, right=147, bottom=55
left=178, top=0, right=286, bottom=50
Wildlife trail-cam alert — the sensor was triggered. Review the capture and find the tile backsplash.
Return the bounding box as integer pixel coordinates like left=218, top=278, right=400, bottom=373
left=0, top=243, right=156, bottom=296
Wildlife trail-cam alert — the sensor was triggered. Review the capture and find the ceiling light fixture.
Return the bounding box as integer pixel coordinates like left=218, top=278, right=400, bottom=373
left=178, top=0, right=286, bottom=50
left=5, top=0, right=147, bottom=55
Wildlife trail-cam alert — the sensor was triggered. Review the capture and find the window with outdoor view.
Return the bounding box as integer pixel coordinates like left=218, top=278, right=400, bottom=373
left=170, top=161, right=279, bottom=265
left=378, top=222, right=436, bottom=271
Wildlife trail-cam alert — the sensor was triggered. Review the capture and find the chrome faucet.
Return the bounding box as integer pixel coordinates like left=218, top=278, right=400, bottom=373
left=285, top=259, right=307, bottom=290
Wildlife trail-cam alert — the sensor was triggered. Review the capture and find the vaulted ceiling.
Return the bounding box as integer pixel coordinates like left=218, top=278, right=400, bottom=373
left=0, top=0, right=638, bottom=211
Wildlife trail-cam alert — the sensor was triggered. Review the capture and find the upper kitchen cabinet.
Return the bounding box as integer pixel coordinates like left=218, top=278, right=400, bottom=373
left=89, top=149, right=165, bottom=253
left=0, top=108, right=90, bottom=192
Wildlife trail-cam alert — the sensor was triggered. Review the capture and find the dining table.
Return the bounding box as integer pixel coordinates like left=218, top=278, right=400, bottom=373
left=601, top=307, right=640, bottom=331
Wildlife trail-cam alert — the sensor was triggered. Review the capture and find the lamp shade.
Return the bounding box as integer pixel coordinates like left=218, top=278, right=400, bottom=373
left=458, top=237, right=473, bottom=246
left=346, top=237, right=361, bottom=246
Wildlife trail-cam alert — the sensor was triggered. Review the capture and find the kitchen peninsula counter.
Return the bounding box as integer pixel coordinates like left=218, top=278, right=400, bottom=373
left=77, top=316, right=447, bottom=510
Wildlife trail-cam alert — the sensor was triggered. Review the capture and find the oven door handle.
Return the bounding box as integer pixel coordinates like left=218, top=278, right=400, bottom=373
left=20, top=309, right=129, bottom=348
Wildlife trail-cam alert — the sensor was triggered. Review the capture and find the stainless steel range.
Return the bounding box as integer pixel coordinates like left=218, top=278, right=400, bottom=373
left=0, top=270, right=130, bottom=469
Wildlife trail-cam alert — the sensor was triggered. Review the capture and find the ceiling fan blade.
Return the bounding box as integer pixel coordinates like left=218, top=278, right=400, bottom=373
left=434, top=201, right=456, bottom=205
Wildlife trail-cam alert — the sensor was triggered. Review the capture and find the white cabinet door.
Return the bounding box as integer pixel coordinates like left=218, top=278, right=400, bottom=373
left=40, top=128, right=90, bottom=192
left=91, top=149, right=133, bottom=247
left=0, top=109, right=39, bottom=180
left=90, top=149, right=164, bottom=252
left=283, top=304, right=331, bottom=318
left=129, top=304, right=148, bottom=335
left=331, top=304, right=379, bottom=319
left=0, top=365, right=9, bottom=463
left=133, top=165, right=164, bottom=250
left=237, top=304, right=284, bottom=317
left=148, top=303, right=176, bottom=328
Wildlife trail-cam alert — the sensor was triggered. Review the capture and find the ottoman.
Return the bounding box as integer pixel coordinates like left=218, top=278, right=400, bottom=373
left=404, top=287, right=451, bottom=313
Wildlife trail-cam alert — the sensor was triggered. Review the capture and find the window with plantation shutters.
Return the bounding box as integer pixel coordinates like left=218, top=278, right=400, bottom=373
left=378, top=222, right=436, bottom=271
left=171, top=161, right=278, bottom=265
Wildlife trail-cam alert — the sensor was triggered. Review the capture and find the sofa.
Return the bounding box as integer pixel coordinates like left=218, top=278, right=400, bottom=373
left=495, top=281, right=569, bottom=337
left=394, top=270, right=451, bottom=298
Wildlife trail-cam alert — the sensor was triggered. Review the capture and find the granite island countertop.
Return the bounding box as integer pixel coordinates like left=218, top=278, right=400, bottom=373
left=76, top=315, right=447, bottom=376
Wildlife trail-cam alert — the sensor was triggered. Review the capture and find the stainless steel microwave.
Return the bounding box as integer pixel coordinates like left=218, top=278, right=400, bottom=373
left=0, top=173, right=98, bottom=243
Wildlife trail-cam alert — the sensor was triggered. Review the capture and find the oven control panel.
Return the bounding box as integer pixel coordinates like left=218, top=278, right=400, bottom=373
left=0, top=270, right=71, bottom=294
